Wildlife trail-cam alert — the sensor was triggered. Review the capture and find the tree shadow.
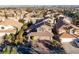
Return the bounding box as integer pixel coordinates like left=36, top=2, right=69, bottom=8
left=38, top=40, right=54, bottom=50
left=17, top=45, right=43, bottom=54
left=70, top=40, right=79, bottom=48
left=37, top=40, right=65, bottom=54
left=17, top=44, right=32, bottom=54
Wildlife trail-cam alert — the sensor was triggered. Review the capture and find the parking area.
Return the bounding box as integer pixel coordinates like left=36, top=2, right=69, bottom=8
left=62, top=42, right=79, bottom=54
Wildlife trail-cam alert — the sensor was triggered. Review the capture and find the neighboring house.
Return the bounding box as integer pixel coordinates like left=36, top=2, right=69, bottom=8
left=55, top=14, right=79, bottom=43
left=0, top=20, right=23, bottom=37
left=59, top=26, right=79, bottom=43
left=60, top=32, right=79, bottom=43
left=0, top=20, right=23, bottom=30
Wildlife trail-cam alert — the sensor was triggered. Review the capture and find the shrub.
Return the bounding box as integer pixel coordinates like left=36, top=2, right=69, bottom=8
left=52, top=40, right=60, bottom=47
left=22, top=23, right=28, bottom=30
left=2, top=46, right=11, bottom=54
left=18, top=19, right=25, bottom=24
left=2, top=46, right=17, bottom=54
left=11, top=47, right=17, bottom=54
left=4, top=34, right=14, bottom=43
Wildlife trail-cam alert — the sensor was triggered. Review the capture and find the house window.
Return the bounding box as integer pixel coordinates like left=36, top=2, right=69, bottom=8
left=30, top=36, right=34, bottom=40
left=70, top=28, right=76, bottom=34
left=1, top=27, right=4, bottom=29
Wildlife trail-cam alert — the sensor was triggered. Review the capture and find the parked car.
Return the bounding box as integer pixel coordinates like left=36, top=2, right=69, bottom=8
left=74, top=38, right=79, bottom=47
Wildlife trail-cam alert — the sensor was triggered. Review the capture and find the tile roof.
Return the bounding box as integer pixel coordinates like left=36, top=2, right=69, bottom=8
left=27, top=31, right=53, bottom=37
left=60, top=32, right=79, bottom=38
left=0, top=20, right=23, bottom=29
left=0, top=29, right=16, bottom=34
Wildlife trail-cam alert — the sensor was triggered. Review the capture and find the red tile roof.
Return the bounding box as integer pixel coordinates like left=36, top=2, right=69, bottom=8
left=0, top=29, right=16, bottom=33
left=60, top=33, right=79, bottom=38
left=27, top=31, right=53, bottom=37
left=0, top=20, right=23, bottom=29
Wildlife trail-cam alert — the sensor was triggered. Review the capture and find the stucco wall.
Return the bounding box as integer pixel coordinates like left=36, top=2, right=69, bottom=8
left=61, top=38, right=76, bottom=43
left=33, top=36, right=51, bottom=41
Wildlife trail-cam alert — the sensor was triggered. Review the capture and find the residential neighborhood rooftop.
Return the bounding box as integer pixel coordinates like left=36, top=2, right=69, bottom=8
left=27, top=31, right=53, bottom=36
left=0, top=7, right=78, bottom=54
left=0, top=20, right=23, bottom=29
left=60, top=32, right=79, bottom=38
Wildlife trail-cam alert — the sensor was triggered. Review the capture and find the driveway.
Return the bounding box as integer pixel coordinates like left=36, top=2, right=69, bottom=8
left=62, top=42, right=79, bottom=54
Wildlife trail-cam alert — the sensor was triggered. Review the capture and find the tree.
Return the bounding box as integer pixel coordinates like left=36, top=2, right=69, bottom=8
left=52, top=40, right=60, bottom=47
left=2, top=46, right=17, bottom=54
left=2, top=46, right=11, bottom=54
left=15, top=23, right=28, bottom=44
left=4, top=11, right=8, bottom=19
left=4, top=34, right=14, bottom=43
left=71, top=12, right=79, bottom=26
left=18, top=19, right=25, bottom=24
left=11, top=47, right=17, bottom=54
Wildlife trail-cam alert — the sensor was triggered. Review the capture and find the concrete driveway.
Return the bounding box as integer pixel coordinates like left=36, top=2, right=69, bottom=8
left=62, top=42, right=79, bottom=54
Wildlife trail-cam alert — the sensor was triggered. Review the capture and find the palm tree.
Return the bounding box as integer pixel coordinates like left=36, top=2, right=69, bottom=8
left=2, top=46, right=17, bottom=54
left=15, top=23, right=28, bottom=44
left=4, top=11, right=8, bottom=19
left=4, top=33, right=14, bottom=43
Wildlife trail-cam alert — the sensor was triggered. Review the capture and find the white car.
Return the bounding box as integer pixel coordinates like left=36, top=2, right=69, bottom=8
left=74, top=39, right=79, bottom=47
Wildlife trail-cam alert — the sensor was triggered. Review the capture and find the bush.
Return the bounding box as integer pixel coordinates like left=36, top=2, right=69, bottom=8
left=22, top=23, right=28, bottom=30
left=2, top=46, right=17, bottom=54
left=4, top=34, right=14, bottom=43
left=2, top=46, right=11, bottom=54
left=11, top=47, right=17, bottom=54
left=52, top=40, right=60, bottom=47
left=18, top=19, right=25, bottom=24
